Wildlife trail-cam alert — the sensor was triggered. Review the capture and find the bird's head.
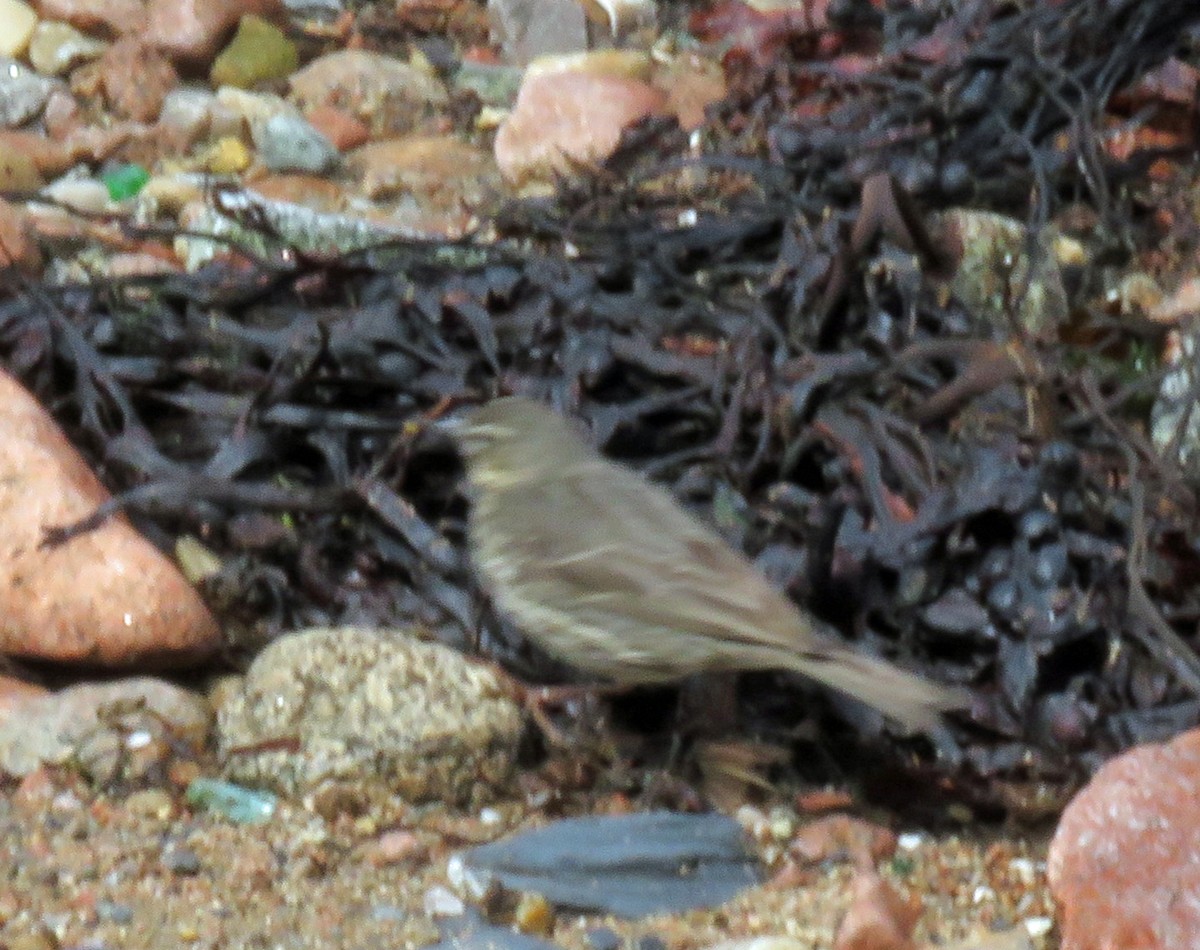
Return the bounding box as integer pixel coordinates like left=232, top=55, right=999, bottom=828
left=447, top=397, right=589, bottom=489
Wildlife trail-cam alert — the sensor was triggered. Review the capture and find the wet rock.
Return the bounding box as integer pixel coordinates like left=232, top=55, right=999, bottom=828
left=0, top=369, right=222, bottom=666
left=252, top=110, right=338, bottom=173
left=0, top=57, right=60, bottom=127
left=0, top=676, right=212, bottom=779
left=494, top=54, right=668, bottom=185
left=1048, top=728, right=1200, bottom=949
left=0, top=126, right=129, bottom=177
left=0, top=0, right=38, bottom=57
left=460, top=812, right=762, bottom=917
left=280, top=0, right=339, bottom=11
left=289, top=50, right=449, bottom=137
left=216, top=626, right=523, bottom=804
left=209, top=13, right=297, bottom=88
left=27, top=20, right=107, bottom=75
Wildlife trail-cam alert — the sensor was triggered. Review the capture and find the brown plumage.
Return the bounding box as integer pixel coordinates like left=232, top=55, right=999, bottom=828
left=452, top=396, right=967, bottom=730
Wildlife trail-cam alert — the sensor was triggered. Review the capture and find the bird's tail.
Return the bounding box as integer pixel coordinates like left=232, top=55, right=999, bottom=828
left=786, top=648, right=970, bottom=731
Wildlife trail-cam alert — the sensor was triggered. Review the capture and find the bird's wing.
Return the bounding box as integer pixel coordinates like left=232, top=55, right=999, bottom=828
left=511, top=462, right=834, bottom=657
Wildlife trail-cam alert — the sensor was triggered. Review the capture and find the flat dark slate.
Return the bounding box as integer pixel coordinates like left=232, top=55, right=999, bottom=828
left=462, top=812, right=762, bottom=918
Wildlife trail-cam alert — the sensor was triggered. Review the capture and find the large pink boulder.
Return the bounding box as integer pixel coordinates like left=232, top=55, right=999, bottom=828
left=0, top=370, right=221, bottom=667
left=1048, top=728, right=1200, bottom=949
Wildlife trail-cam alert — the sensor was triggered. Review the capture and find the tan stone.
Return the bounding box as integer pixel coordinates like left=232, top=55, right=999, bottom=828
left=0, top=370, right=221, bottom=666
left=347, top=134, right=498, bottom=203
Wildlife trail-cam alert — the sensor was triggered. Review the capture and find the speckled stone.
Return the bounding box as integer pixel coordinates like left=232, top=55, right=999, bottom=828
left=216, top=626, right=523, bottom=804
left=1049, top=727, right=1200, bottom=949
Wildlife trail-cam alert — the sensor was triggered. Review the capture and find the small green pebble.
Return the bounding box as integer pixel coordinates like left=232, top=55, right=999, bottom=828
left=102, top=163, right=150, bottom=201
left=210, top=14, right=299, bottom=89
left=186, top=777, right=277, bottom=824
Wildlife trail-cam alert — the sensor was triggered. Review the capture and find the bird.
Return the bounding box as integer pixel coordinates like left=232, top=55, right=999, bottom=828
left=449, top=396, right=967, bottom=730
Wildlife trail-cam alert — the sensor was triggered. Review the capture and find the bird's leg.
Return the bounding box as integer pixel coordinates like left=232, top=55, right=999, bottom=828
left=476, top=662, right=631, bottom=747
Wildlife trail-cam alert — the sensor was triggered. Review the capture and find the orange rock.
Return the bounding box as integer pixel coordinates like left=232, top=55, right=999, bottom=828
left=0, top=370, right=221, bottom=666
left=789, top=814, right=899, bottom=867
left=834, top=868, right=920, bottom=950
left=0, top=127, right=134, bottom=177
left=305, top=104, right=370, bottom=152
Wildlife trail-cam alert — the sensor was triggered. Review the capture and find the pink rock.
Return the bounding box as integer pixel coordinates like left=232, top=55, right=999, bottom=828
left=1048, top=728, right=1200, bottom=949
left=0, top=370, right=221, bottom=667
left=144, top=0, right=287, bottom=65
left=494, top=68, right=668, bottom=184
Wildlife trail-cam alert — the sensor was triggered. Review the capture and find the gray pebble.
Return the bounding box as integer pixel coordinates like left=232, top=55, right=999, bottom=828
left=254, top=112, right=339, bottom=174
